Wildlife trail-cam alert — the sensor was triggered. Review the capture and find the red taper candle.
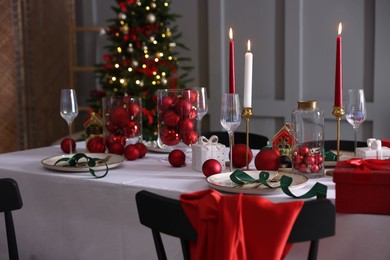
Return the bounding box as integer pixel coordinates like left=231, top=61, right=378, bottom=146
left=334, top=23, right=343, bottom=107
left=229, top=28, right=236, bottom=94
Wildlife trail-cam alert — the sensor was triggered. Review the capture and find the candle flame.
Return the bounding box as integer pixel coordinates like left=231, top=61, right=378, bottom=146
left=247, top=40, right=251, bottom=52
left=338, top=22, right=342, bottom=35
left=229, top=28, right=233, bottom=40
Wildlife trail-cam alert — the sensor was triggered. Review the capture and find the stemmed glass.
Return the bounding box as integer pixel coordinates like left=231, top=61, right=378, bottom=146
left=196, top=87, right=208, bottom=135
left=220, top=93, right=241, bottom=171
left=60, top=89, right=79, bottom=154
left=345, top=89, right=367, bottom=155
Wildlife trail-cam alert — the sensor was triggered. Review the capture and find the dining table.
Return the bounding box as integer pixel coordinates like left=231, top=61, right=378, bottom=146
left=0, top=142, right=389, bottom=260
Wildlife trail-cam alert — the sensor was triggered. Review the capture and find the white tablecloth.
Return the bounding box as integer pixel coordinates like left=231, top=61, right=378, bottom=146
left=0, top=143, right=389, bottom=260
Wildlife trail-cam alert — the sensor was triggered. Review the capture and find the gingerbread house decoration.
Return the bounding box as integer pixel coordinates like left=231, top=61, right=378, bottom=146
left=272, top=123, right=295, bottom=157
left=84, top=112, right=104, bottom=142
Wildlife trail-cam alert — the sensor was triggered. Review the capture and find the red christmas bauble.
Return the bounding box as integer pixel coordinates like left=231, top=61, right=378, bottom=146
left=105, top=121, right=119, bottom=132
left=110, top=107, right=129, bottom=127
left=178, top=118, right=194, bottom=134
left=61, top=138, right=76, bottom=154
left=123, top=120, right=140, bottom=138
left=87, top=136, right=106, bottom=153
left=255, top=149, right=280, bottom=170
left=128, top=103, right=141, bottom=118
left=105, top=133, right=126, bottom=148
left=188, top=108, right=197, bottom=120
left=182, top=130, right=198, bottom=146
left=108, top=142, right=124, bottom=155
left=175, top=99, right=192, bottom=117
left=163, top=110, right=180, bottom=127
left=231, top=144, right=253, bottom=168
left=161, top=96, right=174, bottom=111
left=202, top=159, right=222, bottom=177
left=124, top=144, right=140, bottom=160
left=161, top=128, right=180, bottom=146
left=183, top=88, right=197, bottom=104
left=299, top=146, right=310, bottom=156
left=168, top=149, right=186, bottom=167
left=134, top=142, right=147, bottom=158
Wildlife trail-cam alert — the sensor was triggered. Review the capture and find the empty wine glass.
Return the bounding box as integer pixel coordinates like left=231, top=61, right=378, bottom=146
left=220, top=93, right=241, bottom=171
left=345, top=89, right=367, bottom=155
left=60, top=89, right=79, bottom=154
left=196, top=87, right=208, bottom=135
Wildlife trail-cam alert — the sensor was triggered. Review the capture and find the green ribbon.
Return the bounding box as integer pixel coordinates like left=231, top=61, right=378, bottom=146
left=230, top=170, right=327, bottom=199
left=54, top=153, right=109, bottom=179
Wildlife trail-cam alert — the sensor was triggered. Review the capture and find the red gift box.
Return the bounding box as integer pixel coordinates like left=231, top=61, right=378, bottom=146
left=333, top=159, right=390, bottom=215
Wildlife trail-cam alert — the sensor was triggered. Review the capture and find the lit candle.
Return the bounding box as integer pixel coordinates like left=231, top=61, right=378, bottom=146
left=229, top=28, right=236, bottom=94
left=243, top=40, right=253, bottom=107
left=334, top=22, right=343, bottom=107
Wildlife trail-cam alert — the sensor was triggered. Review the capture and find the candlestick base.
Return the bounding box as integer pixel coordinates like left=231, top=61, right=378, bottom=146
left=242, top=107, right=253, bottom=170
left=332, top=106, right=345, bottom=161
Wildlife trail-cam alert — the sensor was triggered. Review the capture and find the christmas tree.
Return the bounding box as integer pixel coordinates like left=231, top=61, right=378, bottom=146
left=90, top=0, right=192, bottom=141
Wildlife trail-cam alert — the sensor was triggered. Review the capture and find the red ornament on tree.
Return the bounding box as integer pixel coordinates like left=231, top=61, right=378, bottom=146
left=231, top=144, right=253, bottom=168
left=61, top=138, right=76, bottom=154
left=87, top=136, right=106, bottom=153
left=168, top=149, right=186, bottom=167
left=182, top=130, right=198, bottom=146
left=202, top=159, right=222, bottom=177
left=124, top=144, right=140, bottom=160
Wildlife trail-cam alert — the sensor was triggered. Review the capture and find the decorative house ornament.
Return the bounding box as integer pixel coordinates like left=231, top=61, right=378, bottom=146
left=84, top=112, right=104, bottom=142
left=272, top=123, right=295, bottom=157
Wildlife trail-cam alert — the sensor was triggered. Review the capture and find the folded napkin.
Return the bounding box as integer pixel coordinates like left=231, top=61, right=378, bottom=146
left=180, top=190, right=303, bottom=260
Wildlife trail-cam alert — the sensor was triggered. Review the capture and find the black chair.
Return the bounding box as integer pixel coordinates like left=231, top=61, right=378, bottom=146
left=201, top=131, right=269, bottom=149
left=0, top=178, right=23, bottom=260
left=325, top=140, right=366, bottom=151
left=136, top=190, right=335, bottom=260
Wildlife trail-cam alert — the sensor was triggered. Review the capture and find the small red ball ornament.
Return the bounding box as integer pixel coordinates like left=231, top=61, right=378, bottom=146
left=128, top=103, right=141, bottom=118
left=123, top=120, right=139, bottom=138
left=87, top=136, right=106, bottom=153
left=179, top=118, right=194, bottom=134
left=124, top=144, right=140, bottom=160
left=175, top=99, right=192, bottom=117
left=231, top=144, right=253, bottom=168
left=134, top=142, right=147, bottom=158
left=161, top=96, right=174, bottom=111
left=163, top=110, right=180, bottom=127
left=110, top=107, right=129, bottom=127
left=255, top=149, right=280, bottom=170
left=108, top=142, right=124, bottom=155
left=202, top=159, right=222, bottom=177
left=182, top=130, right=198, bottom=145
left=61, top=138, right=76, bottom=154
left=168, top=149, right=186, bottom=167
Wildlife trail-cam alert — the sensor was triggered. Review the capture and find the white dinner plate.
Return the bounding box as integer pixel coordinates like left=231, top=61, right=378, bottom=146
left=144, top=141, right=191, bottom=153
left=207, top=170, right=308, bottom=195
left=41, top=153, right=125, bottom=172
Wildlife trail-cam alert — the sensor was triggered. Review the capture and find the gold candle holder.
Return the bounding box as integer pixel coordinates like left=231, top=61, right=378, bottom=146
left=332, top=106, right=345, bottom=161
left=242, top=107, right=253, bottom=170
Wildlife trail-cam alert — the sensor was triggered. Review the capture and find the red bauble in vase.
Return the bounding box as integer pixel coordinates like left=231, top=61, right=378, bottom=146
left=128, top=103, right=141, bottom=118
left=163, top=110, right=180, bottom=127
left=110, top=107, right=129, bottom=127
left=182, top=130, right=198, bottom=146
left=161, top=128, right=180, bottom=146
left=123, top=120, right=140, bottom=138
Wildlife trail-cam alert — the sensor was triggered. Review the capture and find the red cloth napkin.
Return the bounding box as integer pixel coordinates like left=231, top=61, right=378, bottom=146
left=180, top=189, right=304, bottom=260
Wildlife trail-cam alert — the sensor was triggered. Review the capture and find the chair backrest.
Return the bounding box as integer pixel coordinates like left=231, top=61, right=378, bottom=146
left=202, top=131, right=269, bottom=149
left=0, top=178, right=23, bottom=260
left=325, top=140, right=366, bottom=151
left=136, top=190, right=335, bottom=260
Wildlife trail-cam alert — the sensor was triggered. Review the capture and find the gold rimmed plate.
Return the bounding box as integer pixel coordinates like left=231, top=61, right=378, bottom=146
left=41, top=153, right=125, bottom=172
left=206, top=170, right=308, bottom=195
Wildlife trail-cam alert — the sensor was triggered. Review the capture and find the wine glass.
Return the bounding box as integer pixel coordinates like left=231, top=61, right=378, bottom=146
left=345, top=89, right=367, bottom=155
left=220, top=93, right=241, bottom=171
left=196, top=87, right=208, bottom=135
left=60, top=89, right=79, bottom=154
